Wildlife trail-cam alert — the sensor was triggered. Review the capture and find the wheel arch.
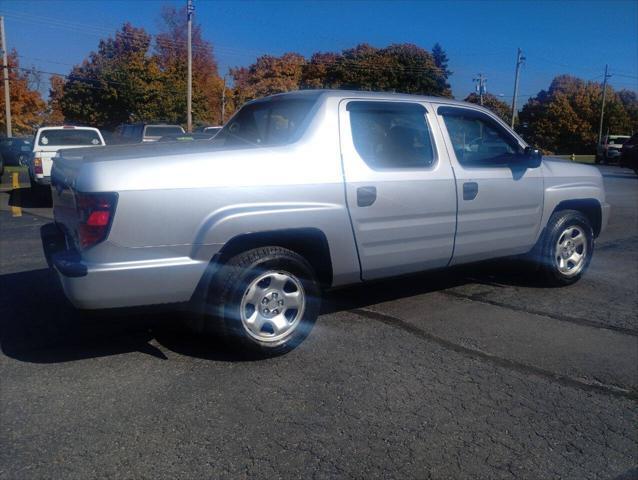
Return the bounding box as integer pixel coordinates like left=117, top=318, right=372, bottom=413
left=551, top=198, right=602, bottom=237
left=211, top=227, right=334, bottom=288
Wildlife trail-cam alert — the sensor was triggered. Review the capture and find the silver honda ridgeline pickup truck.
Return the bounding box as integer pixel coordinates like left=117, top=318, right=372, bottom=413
left=43, top=90, right=610, bottom=354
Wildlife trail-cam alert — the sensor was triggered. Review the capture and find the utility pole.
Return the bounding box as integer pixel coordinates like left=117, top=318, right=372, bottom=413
left=186, top=0, right=194, bottom=133
left=0, top=16, right=12, bottom=138
left=473, top=73, right=487, bottom=105
left=597, top=64, right=611, bottom=145
left=510, top=48, right=525, bottom=128
left=221, top=75, right=226, bottom=124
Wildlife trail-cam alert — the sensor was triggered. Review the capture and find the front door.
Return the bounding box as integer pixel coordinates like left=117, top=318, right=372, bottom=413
left=339, top=100, right=457, bottom=280
left=435, top=105, right=544, bottom=265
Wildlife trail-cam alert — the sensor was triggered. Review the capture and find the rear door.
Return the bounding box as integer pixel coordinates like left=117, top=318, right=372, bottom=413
left=339, top=99, right=457, bottom=280
left=435, top=105, right=543, bottom=264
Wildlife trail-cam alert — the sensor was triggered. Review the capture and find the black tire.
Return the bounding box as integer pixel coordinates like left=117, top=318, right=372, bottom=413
left=537, top=210, right=594, bottom=286
left=194, top=246, right=321, bottom=355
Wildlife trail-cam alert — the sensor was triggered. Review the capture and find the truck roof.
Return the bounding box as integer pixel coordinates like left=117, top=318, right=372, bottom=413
left=253, top=89, right=473, bottom=107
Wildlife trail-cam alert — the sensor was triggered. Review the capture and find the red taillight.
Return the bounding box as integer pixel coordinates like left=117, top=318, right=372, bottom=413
left=34, top=156, right=43, bottom=174
left=75, top=192, right=118, bottom=249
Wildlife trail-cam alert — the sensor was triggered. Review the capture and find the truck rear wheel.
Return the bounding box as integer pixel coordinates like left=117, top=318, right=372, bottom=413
left=538, top=210, right=594, bottom=286
left=200, top=246, right=321, bottom=355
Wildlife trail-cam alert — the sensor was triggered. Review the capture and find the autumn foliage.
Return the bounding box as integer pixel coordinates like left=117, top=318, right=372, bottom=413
left=0, top=50, right=46, bottom=135
left=0, top=5, right=636, bottom=156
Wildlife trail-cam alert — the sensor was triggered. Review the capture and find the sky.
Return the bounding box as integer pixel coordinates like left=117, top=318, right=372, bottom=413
left=1, top=0, right=637, bottom=102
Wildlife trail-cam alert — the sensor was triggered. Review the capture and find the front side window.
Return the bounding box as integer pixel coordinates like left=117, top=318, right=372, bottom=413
left=215, top=96, right=318, bottom=147
left=348, top=101, right=435, bottom=169
left=439, top=107, right=522, bottom=166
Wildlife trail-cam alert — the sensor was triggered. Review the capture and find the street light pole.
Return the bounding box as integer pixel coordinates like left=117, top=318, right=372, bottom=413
left=186, top=0, right=194, bottom=133
left=0, top=16, right=12, bottom=138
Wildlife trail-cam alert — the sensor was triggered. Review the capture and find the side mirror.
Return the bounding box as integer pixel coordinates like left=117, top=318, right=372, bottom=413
left=523, top=146, right=543, bottom=167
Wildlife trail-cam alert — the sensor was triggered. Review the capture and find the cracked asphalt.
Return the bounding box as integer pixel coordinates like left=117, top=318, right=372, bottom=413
left=1, top=166, right=637, bottom=479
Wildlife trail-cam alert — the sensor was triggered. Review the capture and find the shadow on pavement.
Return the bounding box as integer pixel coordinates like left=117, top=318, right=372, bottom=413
left=0, top=258, right=547, bottom=365
left=0, top=268, right=262, bottom=364
left=8, top=187, right=52, bottom=208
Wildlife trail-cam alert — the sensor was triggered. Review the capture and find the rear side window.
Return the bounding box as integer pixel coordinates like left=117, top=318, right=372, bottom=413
left=144, top=126, right=185, bottom=137
left=438, top=107, right=521, bottom=166
left=347, top=101, right=435, bottom=169
left=216, top=97, right=318, bottom=147
left=38, top=129, right=102, bottom=146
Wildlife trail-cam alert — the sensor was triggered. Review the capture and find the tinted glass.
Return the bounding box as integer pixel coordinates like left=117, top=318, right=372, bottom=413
left=609, top=137, right=628, bottom=145
left=144, top=126, right=185, bottom=137
left=348, top=101, right=434, bottom=169
left=215, top=98, right=317, bottom=147
left=38, top=129, right=103, bottom=146
left=439, top=108, right=521, bottom=165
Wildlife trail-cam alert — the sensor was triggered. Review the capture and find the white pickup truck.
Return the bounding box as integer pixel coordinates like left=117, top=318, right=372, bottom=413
left=29, top=126, right=105, bottom=190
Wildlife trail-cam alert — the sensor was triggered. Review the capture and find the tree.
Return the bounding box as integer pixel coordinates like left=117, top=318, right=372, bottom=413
left=231, top=42, right=454, bottom=108
left=518, top=75, right=634, bottom=154
left=231, top=53, right=306, bottom=104
left=155, top=5, right=224, bottom=125
left=301, top=52, right=341, bottom=89
left=45, top=75, right=66, bottom=125
left=0, top=50, right=46, bottom=135
left=617, top=89, right=638, bottom=133
left=60, top=23, right=163, bottom=129
left=321, top=43, right=452, bottom=96
left=432, top=43, right=452, bottom=96
left=464, top=92, right=511, bottom=123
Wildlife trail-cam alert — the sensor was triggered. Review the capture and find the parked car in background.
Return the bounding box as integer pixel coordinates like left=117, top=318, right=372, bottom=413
left=196, top=125, right=223, bottom=137
left=158, top=132, right=217, bottom=142
left=45, top=90, right=609, bottom=354
left=596, top=134, right=630, bottom=164
left=620, top=133, right=638, bottom=174
left=0, top=137, right=33, bottom=166
left=114, top=123, right=185, bottom=143
left=28, top=126, right=105, bottom=190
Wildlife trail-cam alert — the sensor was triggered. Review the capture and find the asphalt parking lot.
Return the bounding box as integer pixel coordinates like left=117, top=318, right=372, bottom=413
left=0, top=165, right=637, bottom=479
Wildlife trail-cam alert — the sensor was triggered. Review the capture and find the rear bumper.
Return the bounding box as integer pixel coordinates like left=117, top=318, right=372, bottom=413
left=33, top=174, right=51, bottom=185
left=41, top=223, right=208, bottom=309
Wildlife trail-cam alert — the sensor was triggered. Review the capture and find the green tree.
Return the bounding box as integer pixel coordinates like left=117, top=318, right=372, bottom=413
left=60, top=23, right=163, bottom=129
left=0, top=50, right=46, bottom=135
left=464, top=92, right=511, bottom=123
left=431, top=43, right=452, bottom=95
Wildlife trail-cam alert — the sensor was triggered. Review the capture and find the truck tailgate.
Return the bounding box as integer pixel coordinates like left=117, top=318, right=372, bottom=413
left=51, top=154, right=82, bottom=248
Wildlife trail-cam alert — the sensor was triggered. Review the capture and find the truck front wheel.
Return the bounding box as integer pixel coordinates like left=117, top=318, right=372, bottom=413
left=538, top=210, right=594, bottom=286
left=201, top=246, right=321, bottom=355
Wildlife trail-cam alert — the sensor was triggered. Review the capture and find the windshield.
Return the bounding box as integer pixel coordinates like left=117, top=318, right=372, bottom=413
left=144, top=126, right=185, bottom=137
left=38, top=129, right=102, bottom=146
left=215, top=97, right=317, bottom=147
